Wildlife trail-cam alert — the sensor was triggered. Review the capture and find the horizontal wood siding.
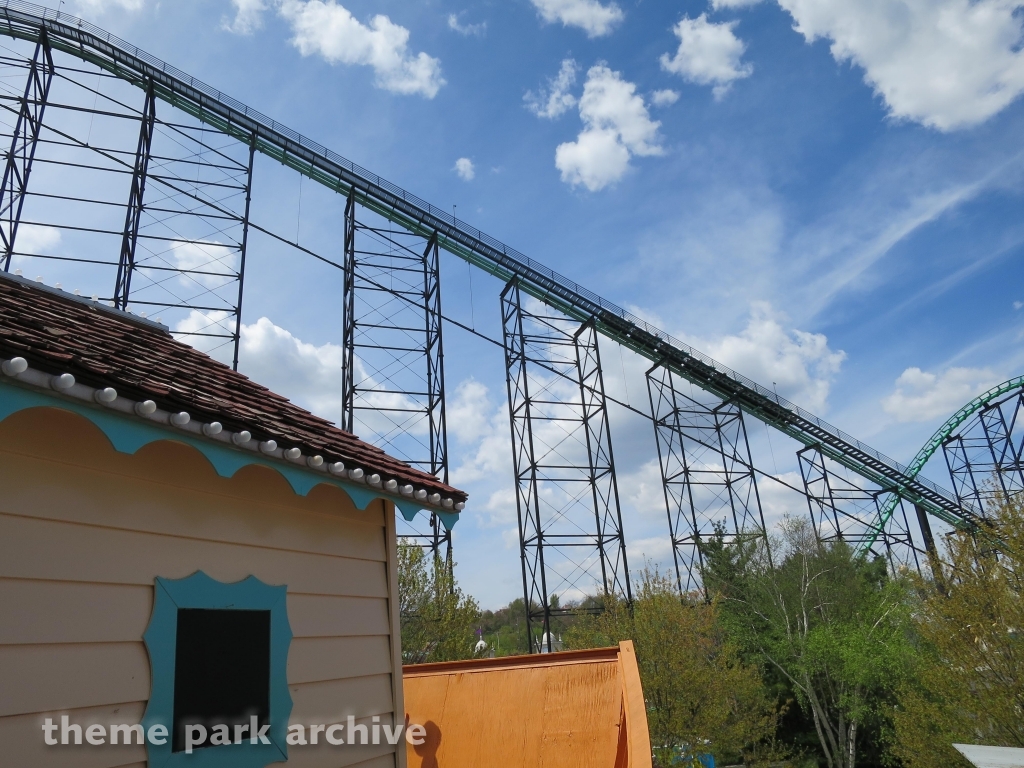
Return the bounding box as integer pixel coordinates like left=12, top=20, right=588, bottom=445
left=0, top=408, right=400, bottom=767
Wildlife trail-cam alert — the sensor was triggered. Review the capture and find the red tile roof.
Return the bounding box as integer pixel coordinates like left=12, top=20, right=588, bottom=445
left=0, top=272, right=465, bottom=501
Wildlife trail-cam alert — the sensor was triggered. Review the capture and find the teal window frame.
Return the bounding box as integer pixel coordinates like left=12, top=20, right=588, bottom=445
left=142, top=571, right=293, bottom=768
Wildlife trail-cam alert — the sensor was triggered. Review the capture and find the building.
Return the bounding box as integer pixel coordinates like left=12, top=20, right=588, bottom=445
left=0, top=271, right=466, bottom=768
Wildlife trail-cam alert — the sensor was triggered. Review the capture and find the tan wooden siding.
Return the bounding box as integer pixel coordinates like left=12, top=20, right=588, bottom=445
left=0, top=408, right=402, bottom=767
left=0, top=580, right=391, bottom=645
left=0, top=701, right=147, bottom=768
left=0, top=513, right=388, bottom=598
left=0, top=444, right=387, bottom=562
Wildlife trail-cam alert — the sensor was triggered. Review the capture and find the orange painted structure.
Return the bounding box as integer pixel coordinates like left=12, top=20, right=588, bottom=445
left=403, top=641, right=653, bottom=768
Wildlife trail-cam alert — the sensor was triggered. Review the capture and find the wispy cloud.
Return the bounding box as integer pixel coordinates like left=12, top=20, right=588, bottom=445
left=525, top=59, right=579, bottom=119
left=447, top=12, right=486, bottom=37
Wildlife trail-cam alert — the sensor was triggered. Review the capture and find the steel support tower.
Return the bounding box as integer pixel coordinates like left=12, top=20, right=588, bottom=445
left=342, top=192, right=451, bottom=563
left=0, top=31, right=255, bottom=365
left=501, top=278, right=630, bottom=652
left=647, top=362, right=768, bottom=595
left=0, top=28, right=50, bottom=271
left=944, top=387, right=1024, bottom=519
left=799, top=444, right=928, bottom=572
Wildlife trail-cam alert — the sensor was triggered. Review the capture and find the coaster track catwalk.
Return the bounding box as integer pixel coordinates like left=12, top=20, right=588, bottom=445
left=0, top=1, right=993, bottom=647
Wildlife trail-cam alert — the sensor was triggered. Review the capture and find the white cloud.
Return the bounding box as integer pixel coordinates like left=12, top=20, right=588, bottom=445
left=688, top=302, right=846, bottom=413
left=555, top=65, right=663, bottom=191
left=660, top=14, right=753, bottom=99
left=236, top=317, right=345, bottom=420
left=447, top=13, right=486, bottom=37
left=169, top=240, right=238, bottom=287
left=712, top=0, right=764, bottom=7
left=223, top=0, right=267, bottom=34
left=777, top=0, right=1024, bottom=130
left=448, top=379, right=492, bottom=444
left=651, top=89, right=680, bottom=107
left=174, top=313, right=343, bottom=421
left=882, top=366, right=1000, bottom=423
left=625, top=536, right=674, bottom=567
left=530, top=0, right=624, bottom=38
left=278, top=0, right=444, bottom=98
left=453, top=157, right=475, bottom=181
left=15, top=224, right=61, bottom=254
left=525, top=58, right=580, bottom=119
left=1015, top=301, right=1023, bottom=310
left=173, top=310, right=237, bottom=358
left=620, top=459, right=669, bottom=522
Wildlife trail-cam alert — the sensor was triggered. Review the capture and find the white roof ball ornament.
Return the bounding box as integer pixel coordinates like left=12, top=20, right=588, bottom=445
left=93, top=387, right=117, bottom=404
left=135, top=399, right=157, bottom=416
left=1, top=357, right=28, bottom=376
left=51, top=372, right=76, bottom=391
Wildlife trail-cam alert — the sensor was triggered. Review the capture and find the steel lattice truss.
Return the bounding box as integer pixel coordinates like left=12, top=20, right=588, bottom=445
left=944, top=388, right=1024, bottom=520
left=502, top=279, right=630, bottom=649
left=0, top=2, right=1015, bottom=652
left=0, top=37, right=254, bottom=360
left=647, top=363, right=768, bottom=596
left=342, top=194, right=451, bottom=561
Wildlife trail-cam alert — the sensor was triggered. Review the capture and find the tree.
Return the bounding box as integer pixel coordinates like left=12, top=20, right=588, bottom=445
left=705, top=518, right=914, bottom=768
left=398, top=541, right=481, bottom=664
left=565, top=567, right=783, bottom=767
left=893, top=494, right=1024, bottom=768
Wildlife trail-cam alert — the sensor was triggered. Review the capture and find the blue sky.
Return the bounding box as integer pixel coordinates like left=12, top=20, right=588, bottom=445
left=34, top=0, right=1024, bottom=607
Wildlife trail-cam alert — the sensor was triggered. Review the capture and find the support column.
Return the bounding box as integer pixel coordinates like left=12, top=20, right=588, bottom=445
left=914, top=503, right=945, bottom=584
left=647, top=362, right=767, bottom=596
left=501, top=279, right=631, bottom=653
left=423, top=232, right=452, bottom=565
left=980, top=392, right=1024, bottom=504
left=341, top=195, right=451, bottom=564
left=797, top=445, right=847, bottom=545
left=943, top=433, right=985, bottom=519
left=113, top=81, right=156, bottom=309
left=1, top=31, right=53, bottom=272
left=231, top=134, right=257, bottom=372
left=575, top=320, right=631, bottom=606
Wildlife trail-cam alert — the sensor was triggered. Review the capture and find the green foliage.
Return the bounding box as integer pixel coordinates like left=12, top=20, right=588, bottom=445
left=566, top=567, right=784, bottom=768
left=893, top=495, right=1024, bottom=768
left=398, top=541, right=481, bottom=664
left=705, top=519, right=915, bottom=768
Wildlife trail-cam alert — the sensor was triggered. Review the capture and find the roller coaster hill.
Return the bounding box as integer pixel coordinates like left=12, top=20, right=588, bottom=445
left=0, top=1, right=1019, bottom=650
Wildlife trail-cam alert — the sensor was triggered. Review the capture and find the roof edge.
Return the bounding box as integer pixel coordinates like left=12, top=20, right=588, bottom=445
left=0, top=269, right=171, bottom=334
left=0, top=374, right=460, bottom=528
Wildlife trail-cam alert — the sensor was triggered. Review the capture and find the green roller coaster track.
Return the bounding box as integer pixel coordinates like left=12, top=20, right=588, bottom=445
left=861, top=375, right=1024, bottom=555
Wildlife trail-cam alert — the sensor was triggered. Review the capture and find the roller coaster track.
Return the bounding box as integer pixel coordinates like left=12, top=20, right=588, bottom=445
left=0, top=0, right=978, bottom=531
left=860, top=375, right=1024, bottom=553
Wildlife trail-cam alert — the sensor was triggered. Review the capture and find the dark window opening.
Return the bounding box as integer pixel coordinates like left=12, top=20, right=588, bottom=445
left=172, top=608, right=271, bottom=753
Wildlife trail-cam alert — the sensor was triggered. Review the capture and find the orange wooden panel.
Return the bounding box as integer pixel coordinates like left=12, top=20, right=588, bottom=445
left=403, top=645, right=652, bottom=768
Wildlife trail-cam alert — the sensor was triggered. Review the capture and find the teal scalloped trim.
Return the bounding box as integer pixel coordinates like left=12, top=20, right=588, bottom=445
left=0, top=380, right=458, bottom=529
left=142, top=571, right=292, bottom=768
